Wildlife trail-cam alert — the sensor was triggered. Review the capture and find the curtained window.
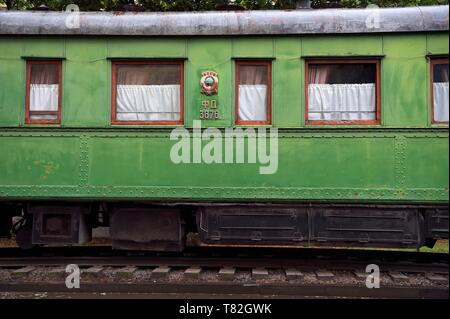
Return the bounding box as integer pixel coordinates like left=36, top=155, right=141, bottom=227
left=26, top=61, right=61, bottom=124
left=112, top=61, right=183, bottom=124
left=236, top=61, right=271, bottom=125
left=431, top=59, right=449, bottom=123
left=306, top=60, right=380, bottom=124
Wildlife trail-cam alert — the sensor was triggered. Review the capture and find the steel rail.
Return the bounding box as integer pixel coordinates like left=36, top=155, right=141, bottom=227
left=0, top=247, right=447, bottom=274
left=0, top=256, right=448, bottom=274
left=0, top=282, right=447, bottom=299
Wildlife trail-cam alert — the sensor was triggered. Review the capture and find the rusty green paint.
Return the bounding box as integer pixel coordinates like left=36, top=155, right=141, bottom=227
left=0, top=34, right=448, bottom=128
left=0, top=33, right=448, bottom=203
left=0, top=129, right=447, bottom=202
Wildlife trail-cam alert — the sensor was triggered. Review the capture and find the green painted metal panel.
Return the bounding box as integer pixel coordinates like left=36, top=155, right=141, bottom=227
left=22, top=37, right=65, bottom=58
left=88, top=137, right=177, bottom=186
left=0, top=34, right=447, bottom=129
left=0, top=38, right=23, bottom=126
left=186, top=38, right=232, bottom=128
left=0, top=33, right=448, bottom=204
left=89, top=136, right=280, bottom=188
left=427, top=33, right=449, bottom=55
left=273, top=38, right=303, bottom=127
left=404, top=137, right=449, bottom=189
left=0, top=37, right=23, bottom=58
left=108, top=38, right=187, bottom=58
left=63, top=134, right=406, bottom=192
left=382, top=35, right=428, bottom=128
left=0, top=136, right=81, bottom=186
left=301, top=35, right=382, bottom=56
left=0, top=130, right=447, bottom=203
left=232, top=38, right=274, bottom=57
left=64, top=39, right=109, bottom=126
left=275, top=137, right=396, bottom=188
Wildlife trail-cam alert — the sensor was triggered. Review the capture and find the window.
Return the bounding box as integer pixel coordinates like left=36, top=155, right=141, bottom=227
left=25, top=60, right=62, bottom=124
left=235, top=60, right=271, bottom=125
left=111, top=61, right=184, bottom=125
left=430, top=58, right=449, bottom=124
left=305, top=59, right=381, bottom=125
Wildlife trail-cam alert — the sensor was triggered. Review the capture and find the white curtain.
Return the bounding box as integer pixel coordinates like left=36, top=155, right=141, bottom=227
left=29, top=84, right=59, bottom=120
left=308, top=83, right=376, bottom=121
left=434, top=82, right=449, bottom=122
left=238, top=85, right=267, bottom=121
left=116, top=85, right=180, bottom=121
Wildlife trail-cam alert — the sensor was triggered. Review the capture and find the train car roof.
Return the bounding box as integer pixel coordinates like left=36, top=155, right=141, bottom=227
left=0, top=5, right=448, bottom=36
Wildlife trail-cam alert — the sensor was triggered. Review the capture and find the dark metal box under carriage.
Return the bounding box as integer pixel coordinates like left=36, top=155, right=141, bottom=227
left=2, top=202, right=449, bottom=251
left=110, top=206, right=186, bottom=251
left=30, top=204, right=92, bottom=245
left=197, top=205, right=448, bottom=248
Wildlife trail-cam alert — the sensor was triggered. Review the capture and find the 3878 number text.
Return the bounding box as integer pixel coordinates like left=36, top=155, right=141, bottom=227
left=200, top=110, right=220, bottom=120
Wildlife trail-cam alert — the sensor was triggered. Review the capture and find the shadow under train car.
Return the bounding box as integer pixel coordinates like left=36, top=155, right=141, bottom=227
left=1, top=202, right=448, bottom=251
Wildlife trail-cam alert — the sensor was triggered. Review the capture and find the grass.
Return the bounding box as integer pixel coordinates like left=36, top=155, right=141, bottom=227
left=419, top=240, right=449, bottom=253
left=338, top=240, right=449, bottom=253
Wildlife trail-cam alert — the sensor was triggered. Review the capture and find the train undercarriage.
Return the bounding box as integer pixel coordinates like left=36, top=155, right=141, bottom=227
left=0, top=202, right=448, bottom=251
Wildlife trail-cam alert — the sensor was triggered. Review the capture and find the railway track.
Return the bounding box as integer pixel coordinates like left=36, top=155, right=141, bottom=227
left=0, top=247, right=448, bottom=299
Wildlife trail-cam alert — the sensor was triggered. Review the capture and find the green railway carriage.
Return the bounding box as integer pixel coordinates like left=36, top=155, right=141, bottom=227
left=0, top=6, right=448, bottom=251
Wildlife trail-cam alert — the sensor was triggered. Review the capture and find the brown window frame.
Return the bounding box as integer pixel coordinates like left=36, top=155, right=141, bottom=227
left=25, top=60, right=62, bottom=125
left=235, top=60, right=272, bottom=126
left=305, top=59, right=381, bottom=126
left=111, top=60, right=185, bottom=125
left=430, top=57, right=449, bottom=125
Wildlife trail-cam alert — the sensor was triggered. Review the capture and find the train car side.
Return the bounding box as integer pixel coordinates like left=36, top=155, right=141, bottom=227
left=0, top=7, right=448, bottom=250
